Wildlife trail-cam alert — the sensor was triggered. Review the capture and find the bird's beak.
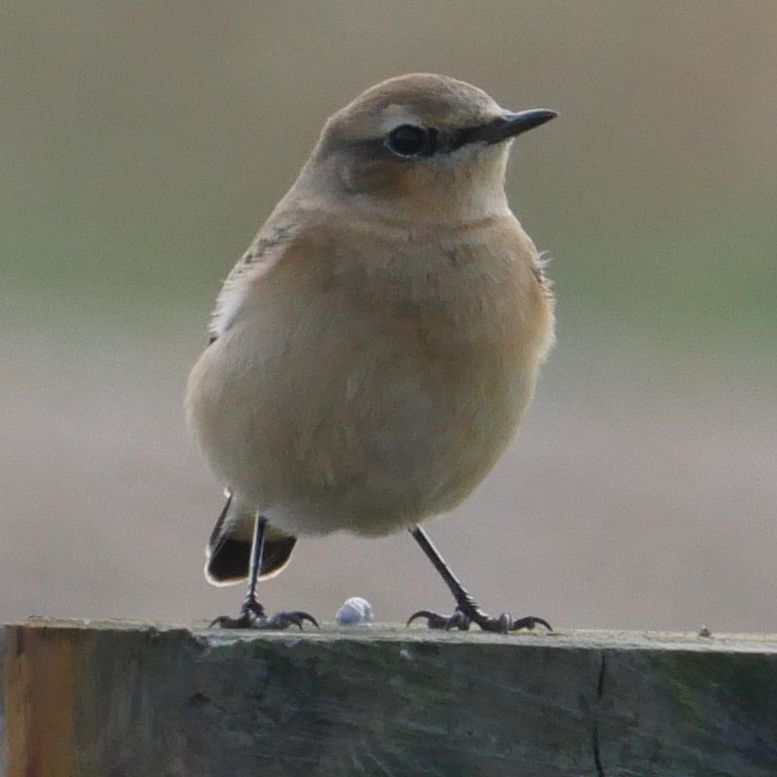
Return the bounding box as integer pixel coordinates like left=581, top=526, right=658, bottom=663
left=455, top=109, right=558, bottom=148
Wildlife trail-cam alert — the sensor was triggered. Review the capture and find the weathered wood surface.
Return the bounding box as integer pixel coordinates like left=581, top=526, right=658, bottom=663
left=4, top=619, right=777, bottom=777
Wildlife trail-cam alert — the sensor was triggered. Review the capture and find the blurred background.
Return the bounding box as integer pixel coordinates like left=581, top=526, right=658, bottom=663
left=2, top=1, right=775, bottom=632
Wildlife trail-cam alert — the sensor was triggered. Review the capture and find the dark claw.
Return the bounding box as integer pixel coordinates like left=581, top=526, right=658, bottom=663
left=210, top=614, right=248, bottom=629
left=479, top=614, right=552, bottom=634
left=210, top=601, right=318, bottom=631
left=266, top=610, right=320, bottom=630
left=408, top=606, right=551, bottom=634
left=210, top=598, right=266, bottom=629
left=407, top=609, right=471, bottom=630
left=507, top=615, right=552, bottom=633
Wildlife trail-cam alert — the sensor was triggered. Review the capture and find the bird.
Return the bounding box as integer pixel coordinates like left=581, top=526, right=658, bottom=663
left=185, top=73, right=557, bottom=632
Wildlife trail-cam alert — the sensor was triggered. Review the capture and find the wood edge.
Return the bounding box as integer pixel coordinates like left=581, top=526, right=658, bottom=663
left=5, top=618, right=777, bottom=654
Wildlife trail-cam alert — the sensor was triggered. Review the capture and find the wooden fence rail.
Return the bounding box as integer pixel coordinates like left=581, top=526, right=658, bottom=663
left=3, top=619, right=777, bottom=776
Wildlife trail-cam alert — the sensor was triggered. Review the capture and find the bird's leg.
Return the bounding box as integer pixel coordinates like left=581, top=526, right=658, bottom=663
left=210, top=513, right=317, bottom=630
left=406, top=525, right=551, bottom=634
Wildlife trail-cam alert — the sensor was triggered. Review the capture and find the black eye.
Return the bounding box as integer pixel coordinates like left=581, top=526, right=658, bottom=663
left=386, top=124, right=432, bottom=157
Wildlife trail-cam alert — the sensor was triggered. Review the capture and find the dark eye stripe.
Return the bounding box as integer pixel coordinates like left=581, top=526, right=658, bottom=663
left=350, top=126, right=468, bottom=158
left=425, top=128, right=439, bottom=155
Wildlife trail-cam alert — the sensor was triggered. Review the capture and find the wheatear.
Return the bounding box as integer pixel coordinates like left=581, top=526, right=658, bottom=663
left=185, top=73, right=557, bottom=632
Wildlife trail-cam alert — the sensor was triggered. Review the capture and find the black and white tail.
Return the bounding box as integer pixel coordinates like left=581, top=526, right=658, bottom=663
left=204, top=493, right=297, bottom=585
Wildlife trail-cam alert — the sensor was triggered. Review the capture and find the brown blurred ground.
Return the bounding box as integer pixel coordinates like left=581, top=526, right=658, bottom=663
left=2, top=2, right=776, bottom=631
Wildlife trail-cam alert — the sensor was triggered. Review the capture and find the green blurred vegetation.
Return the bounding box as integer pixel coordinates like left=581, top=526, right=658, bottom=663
left=2, top=2, right=776, bottom=630
left=3, top=1, right=776, bottom=360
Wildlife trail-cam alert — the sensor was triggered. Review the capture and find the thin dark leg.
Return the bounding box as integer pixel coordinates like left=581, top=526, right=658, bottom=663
left=407, top=524, right=551, bottom=634
left=244, top=514, right=267, bottom=611
left=409, top=525, right=478, bottom=613
left=210, top=513, right=317, bottom=630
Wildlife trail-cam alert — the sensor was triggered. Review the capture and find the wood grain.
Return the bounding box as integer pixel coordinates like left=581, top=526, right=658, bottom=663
left=4, top=620, right=777, bottom=776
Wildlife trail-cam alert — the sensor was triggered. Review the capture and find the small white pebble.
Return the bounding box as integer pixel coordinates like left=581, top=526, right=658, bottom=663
left=336, top=596, right=374, bottom=626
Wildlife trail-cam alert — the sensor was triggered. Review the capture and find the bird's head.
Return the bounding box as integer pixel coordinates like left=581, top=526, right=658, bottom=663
left=298, top=73, right=556, bottom=222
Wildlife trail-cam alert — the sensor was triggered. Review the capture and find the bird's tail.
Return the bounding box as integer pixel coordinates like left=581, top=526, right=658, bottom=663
left=204, top=493, right=297, bottom=586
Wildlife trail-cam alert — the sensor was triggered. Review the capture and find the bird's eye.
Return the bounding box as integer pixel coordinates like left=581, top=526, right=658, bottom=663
left=386, top=124, right=432, bottom=157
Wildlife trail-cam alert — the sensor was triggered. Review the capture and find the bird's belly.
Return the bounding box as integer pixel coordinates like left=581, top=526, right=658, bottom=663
left=186, top=273, right=546, bottom=537
left=342, top=367, right=532, bottom=530
left=262, top=344, right=536, bottom=537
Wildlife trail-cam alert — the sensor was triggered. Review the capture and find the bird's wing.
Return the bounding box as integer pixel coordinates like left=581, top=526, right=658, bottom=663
left=207, top=216, right=301, bottom=344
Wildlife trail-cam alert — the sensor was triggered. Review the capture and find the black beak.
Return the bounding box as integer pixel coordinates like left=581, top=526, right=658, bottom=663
left=453, top=109, right=558, bottom=149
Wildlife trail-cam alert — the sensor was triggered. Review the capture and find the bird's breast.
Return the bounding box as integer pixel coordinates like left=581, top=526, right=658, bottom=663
left=329, top=229, right=550, bottom=522
left=186, top=215, right=553, bottom=535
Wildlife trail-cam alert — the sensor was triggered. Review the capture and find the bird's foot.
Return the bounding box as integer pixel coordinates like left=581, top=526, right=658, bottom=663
left=407, top=604, right=551, bottom=634
left=210, top=599, right=318, bottom=630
